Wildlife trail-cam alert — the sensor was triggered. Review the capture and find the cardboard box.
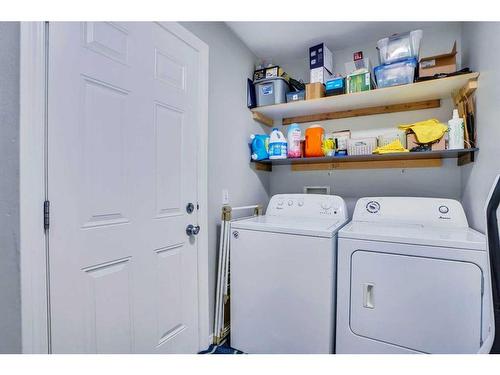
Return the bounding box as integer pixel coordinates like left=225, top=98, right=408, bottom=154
left=419, top=42, right=457, bottom=78
left=309, top=43, right=333, bottom=73
left=310, top=67, right=333, bottom=84
left=346, top=71, right=373, bottom=93
left=325, top=77, right=345, bottom=96
left=330, top=130, right=351, bottom=155
left=406, top=132, right=445, bottom=151
left=345, top=58, right=372, bottom=75
left=305, top=83, right=325, bottom=100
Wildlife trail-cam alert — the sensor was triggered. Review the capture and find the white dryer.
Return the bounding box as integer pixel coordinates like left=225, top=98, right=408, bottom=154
left=230, top=194, right=348, bottom=354
left=336, top=197, right=495, bottom=354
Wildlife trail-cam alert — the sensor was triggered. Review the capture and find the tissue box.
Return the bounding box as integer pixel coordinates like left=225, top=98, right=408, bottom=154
left=325, top=77, right=345, bottom=96
left=309, top=43, right=333, bottom=73
left=310, top=67, right=332, bottom=84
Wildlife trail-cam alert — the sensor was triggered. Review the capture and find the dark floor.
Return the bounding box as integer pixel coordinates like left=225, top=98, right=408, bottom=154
left=199, top=339, right=243, bottom=354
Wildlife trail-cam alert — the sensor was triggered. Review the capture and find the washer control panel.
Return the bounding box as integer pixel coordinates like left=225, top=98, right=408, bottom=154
left=353, top=197, right=469, bottom=228
left=267, top=194, right=347, bottom=220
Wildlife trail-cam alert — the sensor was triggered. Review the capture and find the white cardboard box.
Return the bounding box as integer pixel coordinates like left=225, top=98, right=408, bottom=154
left=309, top=43, right=333, bottom=74
left=310, top=67, right=333, bottom=84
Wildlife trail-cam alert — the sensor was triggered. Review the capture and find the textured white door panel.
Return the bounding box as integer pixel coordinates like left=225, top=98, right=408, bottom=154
left=48, top=22, right=200, bottom=353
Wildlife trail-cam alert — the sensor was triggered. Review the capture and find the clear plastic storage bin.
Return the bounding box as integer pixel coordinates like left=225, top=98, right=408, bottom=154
left=377, top=30, right=423, bottom=64
left=374, top=58, right=418, bottom=88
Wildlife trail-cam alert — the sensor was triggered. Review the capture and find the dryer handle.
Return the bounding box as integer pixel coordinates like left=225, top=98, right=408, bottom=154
left=363, top=283, right=375, bottom=309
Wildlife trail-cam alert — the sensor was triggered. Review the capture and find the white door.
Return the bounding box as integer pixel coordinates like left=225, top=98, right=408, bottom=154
left=48, top=22, right=207, bottom=353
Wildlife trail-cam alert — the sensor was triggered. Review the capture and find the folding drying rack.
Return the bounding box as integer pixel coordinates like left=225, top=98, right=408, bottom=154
left=213, top=203, right=263, bottom=345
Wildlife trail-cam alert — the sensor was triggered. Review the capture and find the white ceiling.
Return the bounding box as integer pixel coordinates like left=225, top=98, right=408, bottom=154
left=226, top=22, right=459, bottom=61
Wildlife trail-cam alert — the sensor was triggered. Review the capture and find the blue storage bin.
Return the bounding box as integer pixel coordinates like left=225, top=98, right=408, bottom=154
left=374, top=58, right=418, bottom=88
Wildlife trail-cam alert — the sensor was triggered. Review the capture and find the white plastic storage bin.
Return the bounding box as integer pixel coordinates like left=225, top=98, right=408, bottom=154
left=374, top=58, right=417, bottom=88
left=347, top=137, right=377, bottom=156
left=377, top=30, right=422, bottom=65
left=255, top=77, right=290, bottom=107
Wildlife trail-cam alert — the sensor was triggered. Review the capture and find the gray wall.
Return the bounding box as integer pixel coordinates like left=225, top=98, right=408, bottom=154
left=271, top=24, right=463, bottom=217
left=181, top=22, right=271, bottom=336
left=0, top=22, right=21, bottom=353
left=461, top=22, right=500, bottom=232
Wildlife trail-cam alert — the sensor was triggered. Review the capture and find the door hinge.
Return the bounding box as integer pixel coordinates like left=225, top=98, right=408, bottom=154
left=44, top=200, right=50, bottom=231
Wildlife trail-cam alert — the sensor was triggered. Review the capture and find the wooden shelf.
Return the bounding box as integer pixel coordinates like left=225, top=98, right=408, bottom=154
left=253, top=148, right=478, bottom=172
left=251, top=73, right=479, bottom=126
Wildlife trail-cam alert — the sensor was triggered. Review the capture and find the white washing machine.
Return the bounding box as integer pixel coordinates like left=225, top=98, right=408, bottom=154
left=230, top=194, right=348, bottom=353
left=336, top=197, right=495, bottom=354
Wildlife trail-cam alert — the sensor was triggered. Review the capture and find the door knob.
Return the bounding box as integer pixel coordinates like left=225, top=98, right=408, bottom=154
left=186, top=224, right=201, bottom=236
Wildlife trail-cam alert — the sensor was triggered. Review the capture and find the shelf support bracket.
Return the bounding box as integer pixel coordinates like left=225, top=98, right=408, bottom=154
left=254, top=162, right=272, bottom=172
left=252, top=111, right=274, bottom=127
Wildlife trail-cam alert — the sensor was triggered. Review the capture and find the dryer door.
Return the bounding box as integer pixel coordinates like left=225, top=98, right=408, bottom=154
left=350, top=250, right=483, bottom=353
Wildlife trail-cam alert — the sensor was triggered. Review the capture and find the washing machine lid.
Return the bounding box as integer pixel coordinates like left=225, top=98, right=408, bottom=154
left=231, top=215, right=344, bottom=238
left=339, top=221, right=486, bottom=250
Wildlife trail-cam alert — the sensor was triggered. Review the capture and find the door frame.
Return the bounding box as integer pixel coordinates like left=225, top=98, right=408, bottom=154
left=19, top=21, right=210, bottom=354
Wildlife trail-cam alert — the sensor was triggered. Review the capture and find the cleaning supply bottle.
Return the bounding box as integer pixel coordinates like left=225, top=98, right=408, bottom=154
left=448, top=109, right=464, bottom=149
left=269, top=128, right=288, bottom=159
left=305, top=125, right=324, bottom=157
left=287, top=124, right=302, bottom=158
left=250, top=134, right=270, bottom=161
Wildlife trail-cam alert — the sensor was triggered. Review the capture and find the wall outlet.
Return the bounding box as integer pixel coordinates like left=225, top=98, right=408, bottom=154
left=222, top=189, right=229, bottom=205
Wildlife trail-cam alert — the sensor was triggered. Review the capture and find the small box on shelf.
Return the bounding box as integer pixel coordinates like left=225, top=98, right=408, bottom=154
left=305, top=83, right=325, bottom=100
left=419, top=42, right=457, bottom=78
left=309, top=43, right=333, bottom=73
left=310, top=67, right=333, bottom=84
left=346, top=71, right=374, bottom=93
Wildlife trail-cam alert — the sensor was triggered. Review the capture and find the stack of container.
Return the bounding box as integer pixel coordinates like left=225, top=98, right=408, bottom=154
left=309, top=43, right=333, bottom=84
left=374, top=30, right=423, bottom=88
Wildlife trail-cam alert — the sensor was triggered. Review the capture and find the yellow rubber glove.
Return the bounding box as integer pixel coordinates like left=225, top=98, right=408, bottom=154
left=373, top=139, right=409, bottom=154
left=398, top=119, right=448, bottom=144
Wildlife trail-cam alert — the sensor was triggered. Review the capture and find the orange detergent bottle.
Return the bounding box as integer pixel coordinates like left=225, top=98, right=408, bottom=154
left=305, top=125, right=324, bottom=157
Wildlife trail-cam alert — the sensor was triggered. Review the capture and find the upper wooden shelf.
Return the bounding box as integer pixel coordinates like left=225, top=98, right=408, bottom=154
left=251, top=72, right=479, bottom=126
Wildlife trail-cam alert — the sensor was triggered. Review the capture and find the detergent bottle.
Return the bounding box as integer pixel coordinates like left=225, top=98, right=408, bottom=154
left=287, top=124, right=302, bottom=158
left=250, top=134, right=270, bottom=161
left=448, top=109, right=464, bottom=149
left=268, top=128, right=288, bottom=159
left=305, top=125, right=324, bottom=157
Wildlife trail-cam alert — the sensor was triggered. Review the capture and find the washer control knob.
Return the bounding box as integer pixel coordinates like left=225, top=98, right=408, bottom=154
left=288, top=200, right=293, bottom=206
left=277, top=200, right=284, bottom=206
left=438, top=205, right=449, bottom=214
left=298, top=200, right=304, bottom=207
left=366, top=201, right=381, bottom=213
left=321, top=201, right=332, bottom=210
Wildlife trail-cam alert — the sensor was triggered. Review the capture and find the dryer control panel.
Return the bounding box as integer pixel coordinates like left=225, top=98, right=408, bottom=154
left=353, top=197, right=469, bottom=228
left=267, top=194, right=348, bottom=221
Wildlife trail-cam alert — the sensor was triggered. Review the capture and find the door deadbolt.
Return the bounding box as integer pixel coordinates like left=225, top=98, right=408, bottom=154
left=186, top=203, right=195, bottom=214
